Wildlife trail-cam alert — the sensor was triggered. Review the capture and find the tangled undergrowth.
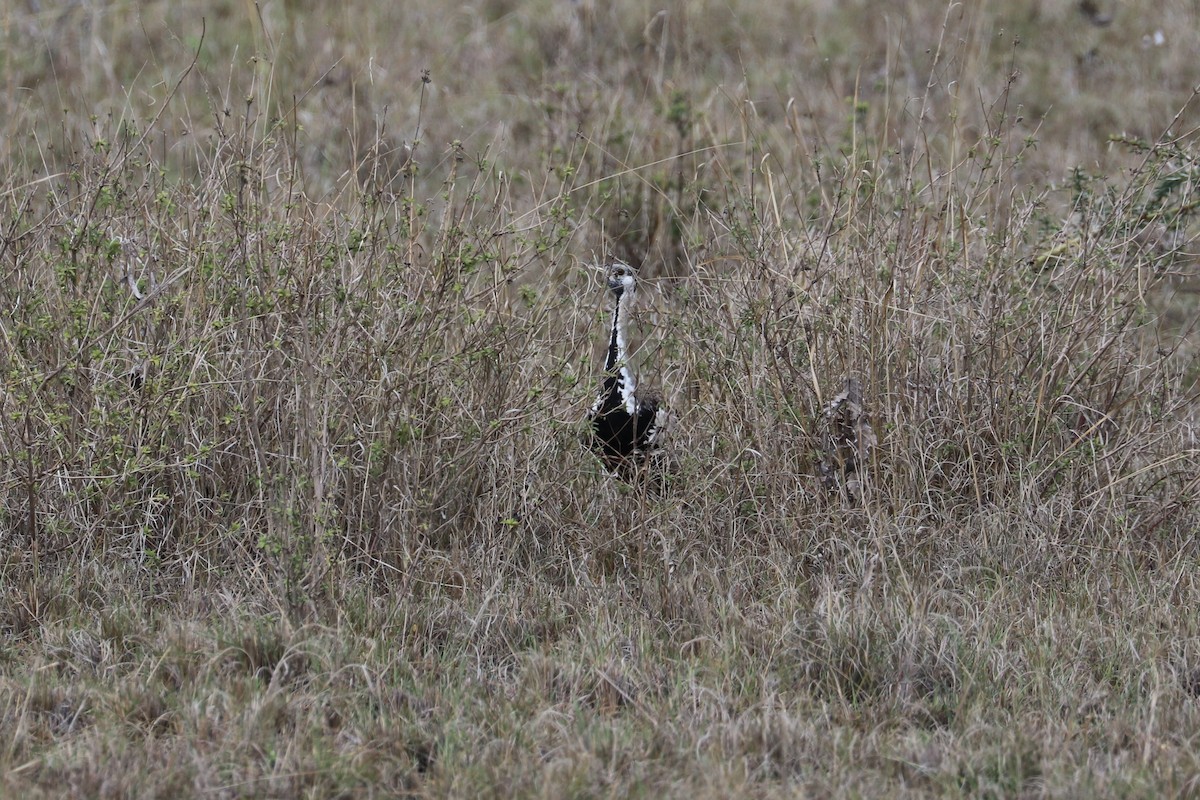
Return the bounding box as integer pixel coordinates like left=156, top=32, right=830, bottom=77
left=2, top=1, right=1199, bottom=796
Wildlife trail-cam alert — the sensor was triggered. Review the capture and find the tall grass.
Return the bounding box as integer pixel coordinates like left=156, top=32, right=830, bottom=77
left=2, top=0, right=1199, bottom=796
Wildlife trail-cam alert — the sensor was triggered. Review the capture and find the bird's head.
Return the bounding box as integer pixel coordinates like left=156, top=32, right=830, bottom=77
left=606, top=261, right=637, bottom=297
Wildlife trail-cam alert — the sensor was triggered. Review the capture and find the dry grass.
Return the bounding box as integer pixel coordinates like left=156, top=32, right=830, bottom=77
left=2, top=0, right=1200, bottom=796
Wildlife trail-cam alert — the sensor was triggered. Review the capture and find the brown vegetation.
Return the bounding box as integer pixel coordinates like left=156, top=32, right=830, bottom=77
left=2, top=0, right=1199, bottom=796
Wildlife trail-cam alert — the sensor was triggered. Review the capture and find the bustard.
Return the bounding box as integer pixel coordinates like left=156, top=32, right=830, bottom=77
left=588, top=261, right=669, bottom=474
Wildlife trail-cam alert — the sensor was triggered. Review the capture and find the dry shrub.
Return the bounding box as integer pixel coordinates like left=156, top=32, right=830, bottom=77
left=2, top=1, right=1199, bottom=796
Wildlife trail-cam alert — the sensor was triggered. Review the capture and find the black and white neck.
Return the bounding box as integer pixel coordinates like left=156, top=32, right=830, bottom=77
left=605, top=265, right=639, bottom=416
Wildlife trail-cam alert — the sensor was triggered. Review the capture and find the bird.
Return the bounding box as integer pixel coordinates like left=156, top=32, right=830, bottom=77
left=587, top=260, right=670, bottom=475
left=818, top=376, right=875, bottom=500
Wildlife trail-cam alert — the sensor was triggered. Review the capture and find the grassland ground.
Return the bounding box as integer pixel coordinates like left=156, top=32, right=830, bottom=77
left=2, top=0, right=1199, bottom=796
